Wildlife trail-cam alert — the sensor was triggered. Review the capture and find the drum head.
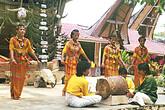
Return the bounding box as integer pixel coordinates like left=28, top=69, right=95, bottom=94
left=96, top=78, right=111, bottom=99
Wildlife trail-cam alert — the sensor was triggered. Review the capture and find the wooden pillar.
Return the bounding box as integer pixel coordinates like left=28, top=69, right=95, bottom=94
left=98, top=43, right=102, bottom=67
left=94, top=43, right=101, bottom=67
left=20, top=0, right=23, bottom=7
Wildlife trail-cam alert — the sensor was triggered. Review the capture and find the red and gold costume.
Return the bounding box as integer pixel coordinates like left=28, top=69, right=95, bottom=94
left=62, top=40, right=85, bottom=92
left=9, top=36, right=33, bottom=99
left=103, top=44, right=120, bottom=77
left=133, top=46, right=149, bottom=88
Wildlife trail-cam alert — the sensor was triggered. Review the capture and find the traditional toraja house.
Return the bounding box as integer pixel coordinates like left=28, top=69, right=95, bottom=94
left=86, top=0, right=135, bottom=45
left=125, top=0, right=165, bottom=56
left=81, top=0, right=165, bottom=67
left=128, top=0, right=160, bottom=39
left=85, top=0, right=135, bottom=66
left=61, top=23, right=108, bottom=66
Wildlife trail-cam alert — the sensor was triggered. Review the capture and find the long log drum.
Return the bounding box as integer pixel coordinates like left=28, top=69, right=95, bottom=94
left=96, top=76, right=128, bottom=99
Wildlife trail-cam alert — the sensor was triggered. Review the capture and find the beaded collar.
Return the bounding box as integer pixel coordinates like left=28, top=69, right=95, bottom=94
left=110, top=44, right=116, bottom=49
left=140, top=45, right=146, bottom=50
left=16, top=36, right=25, bottom=49
left=72, top=40, right=79, bottom=46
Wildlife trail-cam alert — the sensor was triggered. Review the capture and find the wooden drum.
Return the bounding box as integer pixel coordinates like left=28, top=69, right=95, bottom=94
left=96, top=76, right=128, bottom=99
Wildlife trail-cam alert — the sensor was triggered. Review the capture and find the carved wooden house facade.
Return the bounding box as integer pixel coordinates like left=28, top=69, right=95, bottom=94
left=128, top=0, right=160, bottom=39
left=85, top=0, right=135, bottom=66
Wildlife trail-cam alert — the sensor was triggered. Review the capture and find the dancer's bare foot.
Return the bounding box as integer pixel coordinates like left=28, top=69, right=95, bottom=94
left=14, top=98, right=22, bottom=100
left=11, top=97, right=14, bottom=99
left=62, top=91, right=66, bottom=96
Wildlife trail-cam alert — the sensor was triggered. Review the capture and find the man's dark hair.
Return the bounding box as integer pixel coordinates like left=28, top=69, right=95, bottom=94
left=108, top=34, right=116, bottom=39
left=16, top=24, right=25, bottom=30
left=138, top=63, right=150, bottom=75
left=71, top=29, right=79, bottom=38
left=76, top=61, right=91, bottom=76
left=138, top=36, right=146, bottom=42
left=119, top=67, right=127, bottom=75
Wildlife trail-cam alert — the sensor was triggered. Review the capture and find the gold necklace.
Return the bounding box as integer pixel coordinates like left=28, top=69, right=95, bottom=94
left=16, top=36, right=25, bottom=49
left=72, top=40, right=78, bottom=46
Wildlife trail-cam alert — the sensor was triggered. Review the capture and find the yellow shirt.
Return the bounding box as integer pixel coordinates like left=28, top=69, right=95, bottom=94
left=66, top=75, right=94, bottom=97
left=126, top=77, right=135, bottom=91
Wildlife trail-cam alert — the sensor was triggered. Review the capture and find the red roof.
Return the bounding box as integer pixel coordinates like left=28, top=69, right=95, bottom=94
left=61, top=24, right=165, bottom=56
left=124, top=29, right=165, bottom=56
left=61, top=23, right=108, bottom=43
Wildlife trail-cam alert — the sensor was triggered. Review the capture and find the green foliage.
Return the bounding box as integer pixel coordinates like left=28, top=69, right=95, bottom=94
left=124, top=0, right=136, bottom=7
left=120, top=50, right=134, bottom=74
left=154, top=32, right=165, bottom=37
left=125, top=0, right=165, bottom=14
left=155, top=74, right=165, bottom=87
left=149, top=61, right=160, bottom=76
left=150, top=70, right=159, bottom=76
left=162, top=65, right=165, bottom=75
left=120, top=50, right=129, bottom=64
left=156, top=77, right=163, bottom=87
left=155, top=5, right=163, bottom=15
left=163, top=24, right=165, bottom=27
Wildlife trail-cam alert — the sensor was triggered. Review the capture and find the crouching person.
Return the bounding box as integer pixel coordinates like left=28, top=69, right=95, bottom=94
left=119, top=67, right=135, bottom=93
left=66, top=61, right=102, bottom=107
left=126, top=63, right=157, bottom=106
